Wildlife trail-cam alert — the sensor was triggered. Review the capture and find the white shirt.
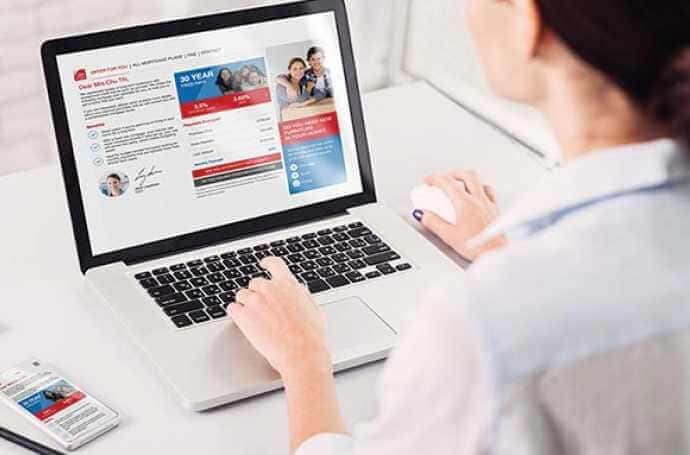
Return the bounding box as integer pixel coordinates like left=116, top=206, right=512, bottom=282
left=296, top=139, right=690, bottom=454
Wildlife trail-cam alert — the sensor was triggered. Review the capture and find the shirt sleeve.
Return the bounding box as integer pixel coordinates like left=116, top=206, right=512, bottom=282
left=296, top=278, right=492, bottom=455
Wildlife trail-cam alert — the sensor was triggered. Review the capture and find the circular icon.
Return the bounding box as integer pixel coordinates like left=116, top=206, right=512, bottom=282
left=289, top=164, right=298, bottom=172
left=99, top=172, right=129, bottom=198
left=292, top=180, right=301, bottom=188
left=291, top=172, right=300, bottom=179
left=87, top=130, right=99, bottom=140
left=93, top=157, right=104, bottom=167
left=90, top=143, right=101, bottom=152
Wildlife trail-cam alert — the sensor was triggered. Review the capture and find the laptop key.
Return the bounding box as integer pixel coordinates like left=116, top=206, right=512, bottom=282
left=219, top=281, right=238, bottom=292
left=289, top=264, right=303, bottom=274
left=202, top=296, right=222, bottom=307
left=364, top=251, right=401, bottom=266
left=316, top=257, right=334, bottom=267
left=318, top=246, right=337, bottom=255
left=173, top=281, right=193, bottom=292
left=348, top=259, right=367, bottom=270
left=187, top=259, right=203, bottom=267
left=171, top=314, right=193, bottom=328
left=221, top=252, right=237, bottom=259
left=302, top=239, right=319, bottom=249
left=157, top=274, right=175, bottom=285
left=286, top=236, right=301, bottom=243
left=287, top=253, right=305, bottom=264
left=149, top=285, right=175, bottom=298
left=186, top=289, right=204, bottom=300
left=190, top=267, right=208, bottom=277
left=174, top=270, right=193, bottom=280
left=304, top=250, right=321, bottom=259
left=170, top=263, right=187, bottom=271
left=223, top=269, right=242, bottom=280
left=307, top=279, right=330, bottom=293
left=271, top=246, right=289, bottom=256
left=238, top=247, right=253, bottom=255
left=223, top=258, right=242, bottom=268
left=189, top=310, right=210, bottom=323
left=219, top=292, right=235, bottom=303
left=396, top=263, right=413, bottom=272
left=139, top=278, right=159, bottom=289
left=348, top=222, right=363, bottom=228
left=362, top=243, right=391, bottom=255
left=326, top=275, right=349, bottom=288
left=349, top=227, right=372, bottom=237
left=240, top=254, right=258, bottom=264
left=255, top=251, right=272, bottom=260
left=364, top=234, right=381, bottom=244
left=333, top=264, right=351, bottom=274
left=152, top=267, right=169, bottom=275
left=349, top=239, right=367, bottom=248
left=207, top=262, right=225, bottom=273
left=190, top=277, right=209, bottom=287
left=207, top=272, right=225, bottom=283
left=318, top=236, right=335, bottom=245
left=287, top=243, right=305, bottom=253
left=301, top=233, right=317, bottom=240
left=204, top=255, right=221, bottom=263
left=207, top=305, right=227, bottom=319
left=332, top=253, right=349, bottom=263
left=240, top=265, right=259, bottom=275
left=333, top=232, right=349, bottom=242
left=365, top=271, right=382, bottom=279
left=334, top=243, right=352, bottom=252
left=253, top=244, right=270, bottom=251
left=347, top=250, right=365, bottom=259
left=236, top=276, right=251, bottom=288
left=301, top=271, right=320, bottom=282
left=317, top=229, right=332, bottom=236
left=377, top=263, right=397, bottom=275
left=164, top=300, right=203, bottom=316
left=269, top=240, right=286, bottom=247
left=317, top=267, right=336, bottom=278
left=202, top=284, right=221, bottom=295
left=301, top=261, right=318, bottom=271
left=346, top=271, right=366, bottom=283
left=135, top=271, right=152, bottom=280
left=157, top=293, right=188, bottom=306
left=333, top=225, right=349, bottom=232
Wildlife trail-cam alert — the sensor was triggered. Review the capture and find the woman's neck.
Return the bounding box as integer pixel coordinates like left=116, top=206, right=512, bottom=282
left=538, top=68, right=667, bottom=161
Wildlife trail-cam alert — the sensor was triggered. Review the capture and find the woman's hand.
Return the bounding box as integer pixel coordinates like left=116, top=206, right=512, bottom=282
left=417, top=170, right=506, bottom=261
left=229, top=257, right=330, bottom=378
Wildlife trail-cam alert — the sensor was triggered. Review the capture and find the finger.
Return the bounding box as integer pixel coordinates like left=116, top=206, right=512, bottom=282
left=235, top=288, right=262, bottom=307
left=425, top=174, right=469, bottom=202
left=483, top=185, right=497, bottom=203
left=248, top=277, right=272, bottom=294
left=420, top=211, right=458, bottom=246
left=260, top=256, right=294, bottom=282
left=448, top=170, right=483, bottom=196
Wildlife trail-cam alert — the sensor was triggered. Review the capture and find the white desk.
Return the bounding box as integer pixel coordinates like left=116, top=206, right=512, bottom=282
left=0, top=81, right=549, bottom=454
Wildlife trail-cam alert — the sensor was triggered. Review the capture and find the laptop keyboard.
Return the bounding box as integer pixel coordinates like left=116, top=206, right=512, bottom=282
left=133, top=222, right=413, bottom=329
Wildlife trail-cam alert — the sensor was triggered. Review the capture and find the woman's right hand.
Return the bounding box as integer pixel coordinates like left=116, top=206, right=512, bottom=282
left=417, top=170, right=506, bottom=261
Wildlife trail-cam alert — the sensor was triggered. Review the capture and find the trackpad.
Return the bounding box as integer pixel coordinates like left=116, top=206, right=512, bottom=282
left=322, top=297, right=397, bottom=362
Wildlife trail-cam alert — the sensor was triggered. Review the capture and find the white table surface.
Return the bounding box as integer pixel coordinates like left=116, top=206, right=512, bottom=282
left=0, top=81, right=549, bottom=454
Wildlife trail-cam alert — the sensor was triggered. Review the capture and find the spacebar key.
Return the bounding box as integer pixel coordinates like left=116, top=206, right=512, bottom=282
left=307, top=279, right=330, bottom=294
left=164, top=300, right=203, bottom=317
left=364, top=251, right=401, bottom=266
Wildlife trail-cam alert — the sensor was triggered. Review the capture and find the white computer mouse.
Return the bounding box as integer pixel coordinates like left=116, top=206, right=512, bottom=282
left=410, top=184, right=457, bottom=225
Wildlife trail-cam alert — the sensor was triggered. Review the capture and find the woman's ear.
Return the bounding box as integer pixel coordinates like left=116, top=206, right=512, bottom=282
left=513, top=0, right=543, bottom=60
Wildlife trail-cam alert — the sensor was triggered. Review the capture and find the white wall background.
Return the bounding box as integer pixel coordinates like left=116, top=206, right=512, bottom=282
left=0, top=0, right=557, bottom=176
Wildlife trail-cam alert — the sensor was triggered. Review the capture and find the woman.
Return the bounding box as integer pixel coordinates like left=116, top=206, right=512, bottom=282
left=275, top=58, right=316, bottom=110
left=232, top=65, right=252, bottom=92
left=230, top=1, right=690, bottom=453
left=215, top=68, right=234, bottom=95
left=104, top=174, right=124, bottom=198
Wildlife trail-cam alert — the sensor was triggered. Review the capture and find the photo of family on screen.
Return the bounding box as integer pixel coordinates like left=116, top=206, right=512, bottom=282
left=267, top=41, right=336, bottom=122
left=214, top=59, right=268, bottom=96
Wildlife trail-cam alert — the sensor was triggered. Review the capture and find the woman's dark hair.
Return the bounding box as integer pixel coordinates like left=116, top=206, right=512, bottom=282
left=215, top=68, right=233, bottom=93
left=306, top=46, right=324, bottom=61
left=536, top=1, right=690, bottom=148
left=106, top=174, right=121, bottom=181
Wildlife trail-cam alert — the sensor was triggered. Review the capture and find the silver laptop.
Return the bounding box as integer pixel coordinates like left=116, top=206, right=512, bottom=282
left=41, top=0, right=460, bottom=410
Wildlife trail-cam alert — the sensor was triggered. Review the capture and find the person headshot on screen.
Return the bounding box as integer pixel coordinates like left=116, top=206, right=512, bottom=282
left=229, top=1, right=690, bottom=454
left=304, top=46, right=332, bottom=101
left=242, top=68, right=267, bottom=91
left=232, top=65, right=252, bottom=91
left=215, top=68, right=234, bottom=95
left=275, top=58, right=317, bottom=111
left=104, top=174, right=124, bottom=198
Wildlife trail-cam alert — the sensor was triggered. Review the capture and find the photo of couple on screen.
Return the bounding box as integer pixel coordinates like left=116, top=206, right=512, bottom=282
left=267, top=42, right=335, bottom=122
left=214, top=60, right=268, bottom=96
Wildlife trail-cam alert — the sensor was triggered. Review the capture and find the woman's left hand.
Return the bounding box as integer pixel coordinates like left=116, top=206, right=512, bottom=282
left=229, top=257, right=330, bottom=378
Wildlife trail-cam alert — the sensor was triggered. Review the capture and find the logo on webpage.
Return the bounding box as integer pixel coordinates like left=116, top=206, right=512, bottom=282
left=73, top=68, right=87, bottom=82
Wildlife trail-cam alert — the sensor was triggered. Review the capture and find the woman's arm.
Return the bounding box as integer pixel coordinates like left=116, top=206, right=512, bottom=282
left=229, top=259, right=348, bottom=453
left=276, top=75, right=291, bottom=88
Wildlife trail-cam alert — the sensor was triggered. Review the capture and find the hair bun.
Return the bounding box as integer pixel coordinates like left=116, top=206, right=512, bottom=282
left=648, top=47, right=690, bottom=147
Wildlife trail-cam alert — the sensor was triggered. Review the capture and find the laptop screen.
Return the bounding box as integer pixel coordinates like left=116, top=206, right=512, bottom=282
left=55, top=11, right=363, bottom=256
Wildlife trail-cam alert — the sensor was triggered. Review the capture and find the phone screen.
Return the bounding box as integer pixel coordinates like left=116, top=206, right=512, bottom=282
left=0, top=360, right=119, bottom=448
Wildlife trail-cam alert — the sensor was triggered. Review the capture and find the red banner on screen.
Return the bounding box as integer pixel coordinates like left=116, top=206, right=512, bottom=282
left=279, top=113, right=341, bottom=146
left=180, top=87, right=271, bottom=119
left=192, top=153, right=282, bottom=179
left=35, top=392, right=85, bottom=421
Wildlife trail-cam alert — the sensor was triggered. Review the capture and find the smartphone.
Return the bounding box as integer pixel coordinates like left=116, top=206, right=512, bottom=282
left=0, top=359, right=120, bottom=450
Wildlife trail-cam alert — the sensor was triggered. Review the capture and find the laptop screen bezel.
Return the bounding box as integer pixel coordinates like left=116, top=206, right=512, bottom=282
left=41, top=0, right=376, bottom=273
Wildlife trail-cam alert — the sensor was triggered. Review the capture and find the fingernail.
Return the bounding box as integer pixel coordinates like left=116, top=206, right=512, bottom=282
left=412, top=209, right=424, bottom=222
